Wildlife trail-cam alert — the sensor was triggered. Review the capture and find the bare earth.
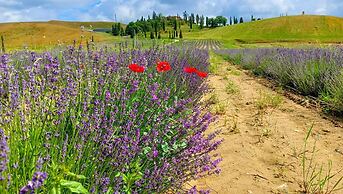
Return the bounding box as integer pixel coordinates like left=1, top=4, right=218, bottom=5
left=192, top=60, right=343, bottom=194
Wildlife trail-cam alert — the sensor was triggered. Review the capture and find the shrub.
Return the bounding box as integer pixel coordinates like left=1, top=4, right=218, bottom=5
left=0, top=46, right=221, bottom=193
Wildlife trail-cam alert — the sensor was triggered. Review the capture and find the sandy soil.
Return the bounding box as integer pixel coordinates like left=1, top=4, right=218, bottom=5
left=192, top=60, right=343, bottom=194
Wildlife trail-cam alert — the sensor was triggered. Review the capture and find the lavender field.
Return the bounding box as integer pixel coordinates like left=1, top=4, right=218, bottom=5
left=0, top=45, right=222, bottom=193
left=216, top=48, right=343, bottom=113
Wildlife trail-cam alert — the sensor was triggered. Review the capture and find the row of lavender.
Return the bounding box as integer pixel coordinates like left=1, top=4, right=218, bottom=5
left=0, top=45, right=221, bottom=193
left=216, top=48, right=343, bottom=113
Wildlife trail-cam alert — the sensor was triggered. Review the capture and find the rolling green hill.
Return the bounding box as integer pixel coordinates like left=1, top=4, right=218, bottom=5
left=2, top=15, right=343, bottom=50
left=184, top=15, right=343, bottom=47
left=0, top=21, right=119, bottom=50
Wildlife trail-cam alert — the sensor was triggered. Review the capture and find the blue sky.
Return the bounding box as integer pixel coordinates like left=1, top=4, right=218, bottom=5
left=0, top=0, right=342, bottom=23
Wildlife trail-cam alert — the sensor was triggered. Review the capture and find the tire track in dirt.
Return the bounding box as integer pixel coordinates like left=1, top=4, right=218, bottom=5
left=191, top=59, right=343, bottom=194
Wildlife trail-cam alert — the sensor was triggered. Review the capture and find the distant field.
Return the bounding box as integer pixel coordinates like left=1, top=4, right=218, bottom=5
left=1, top=15, right=343, bottom=50
left=184, top=15, right=343, bottom=48
left=0, top=21, right=120, bottom=50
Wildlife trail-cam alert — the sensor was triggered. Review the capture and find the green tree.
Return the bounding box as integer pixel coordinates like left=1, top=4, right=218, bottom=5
left=174, top=18, right=178, bottom=31
left=233, top=17, right=238, bottom=24
left=162, top=19, right=166, bottom=31
left=125, top=22, right=140, bottom=38
left=196, top=14, right=199, bottom=25
left=200, top=15, right=204, bottom=29
left=239, top=17, right=244, bottom=23
left=189, top=16, right=193, bottom=29
left=112, top=23, right=120, bottom=36
left=120, top=27, right=125, bottom=36
left=216, top=16, right=227, bottom=26
left=179, top=29, right=183, bottom=38
left=152, top=11, right=157, bottom=20
left=150, top=31, right=155, bottom=39
left=191, top=13, right=195, bottom=24
left=158, top=32, right=161, bottom=39
left=183, top=11, right=188, bottom=22
left=154, top=21, right=158, bottom=37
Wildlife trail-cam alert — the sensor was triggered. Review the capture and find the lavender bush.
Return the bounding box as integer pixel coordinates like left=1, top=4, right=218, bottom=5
left=217, top=47, right=343, bottom=113
left=0, top=45, right=221, bottom=193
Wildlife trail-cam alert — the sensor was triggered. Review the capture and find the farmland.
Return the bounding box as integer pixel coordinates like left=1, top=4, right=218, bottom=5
left=0, top=45, right=222, bottom=193
left=185, top=15, right=343, bottom=47
left=0, top=21, right=118, bottom=50
left=1, top=7, right=343, bottom=194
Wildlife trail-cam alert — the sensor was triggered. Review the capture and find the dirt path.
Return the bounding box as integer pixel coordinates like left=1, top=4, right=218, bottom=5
left=193, top=57, right=343, bottom=193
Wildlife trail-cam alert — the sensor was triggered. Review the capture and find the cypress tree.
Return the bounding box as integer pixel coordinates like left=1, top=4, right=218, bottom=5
left=189, top=16, right=193, bottom=29
left=112, top=24, right=120, bottom=36
left=150, top=31, right=154, bottom=39
left=162, top=20, right=166, bottom=31
left=117, top=23, right=121, bottom=35
left=154, top=22, right=158, bottom=37
left=239, top=17, right=244, bottom=23
left=152, top=11, right=157, bottom=20
left=111, top=24, right=115, bottom=35
left=120, top=27, right=125, bottom=36
left=158, top=32, right=161, bottom=39
left=183, top=11, right=188, bottom=22
left=200, top=15, right=204, bottom=29
left=179, top=29, right=183, bottom=38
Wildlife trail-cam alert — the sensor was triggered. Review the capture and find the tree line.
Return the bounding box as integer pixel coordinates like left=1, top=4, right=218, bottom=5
left=110, top=11, right=261, bottom=38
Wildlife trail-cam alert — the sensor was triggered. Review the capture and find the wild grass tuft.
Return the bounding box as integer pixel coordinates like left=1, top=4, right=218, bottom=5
left=302, top=126, right=343, bottom=194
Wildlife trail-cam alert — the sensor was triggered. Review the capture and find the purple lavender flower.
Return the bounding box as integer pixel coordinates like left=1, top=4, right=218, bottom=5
left=20, top=172, right=48, bottom=194
left=0, top=129, right=9, bottom=181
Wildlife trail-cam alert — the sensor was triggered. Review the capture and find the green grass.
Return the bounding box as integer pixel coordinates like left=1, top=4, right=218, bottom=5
left=0, top=21, right=120, bottom=51
left=2, top=15, right=343, bottom=50
left=209, top=51, right=226, bottom=74
left=255, top=91, right=283, bottom=110
left=225, top=80, right=239, bottom=95
left=184, top=15, right=343, bottom=48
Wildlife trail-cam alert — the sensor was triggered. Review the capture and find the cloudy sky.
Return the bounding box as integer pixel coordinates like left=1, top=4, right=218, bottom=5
left=0, top=0, right=342, bottom=23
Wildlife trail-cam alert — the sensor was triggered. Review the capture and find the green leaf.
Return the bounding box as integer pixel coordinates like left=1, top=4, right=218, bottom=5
left=115, top=172, right=121, bottom=177
left=60, top=179, right=89, bottom=194
left=143, top=147, right=151, bottom=155
left=66, top=172, right=86, bottom=179
left=161, top=143, right=169, bottom=153
left=180, top=141, right=187, bottom=149
left=122, top=174, right=128, bottom=183
left=105, top=187, right=113, bottom=194
left=50, top=187, right=61, bottom=194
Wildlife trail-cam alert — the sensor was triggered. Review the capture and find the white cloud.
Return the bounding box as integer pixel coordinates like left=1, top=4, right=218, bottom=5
left=0, top=0, right=342, bottom=23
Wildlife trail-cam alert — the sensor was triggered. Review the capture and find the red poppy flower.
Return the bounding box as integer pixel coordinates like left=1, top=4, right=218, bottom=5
left=129, top=63, right=145, bottom=73
left=156, top=61, right=171, bottom=72
left=184, top=67, right=197, bottom=74
left=196, top=70, right=208, bottom=78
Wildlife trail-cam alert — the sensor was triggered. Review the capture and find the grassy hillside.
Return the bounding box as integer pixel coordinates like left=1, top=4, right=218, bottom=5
left=47, top=20, right=115, bottom=29
left=184, top=15, right=343, bottom=47
left=0, top=21, right=119, bottom=50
